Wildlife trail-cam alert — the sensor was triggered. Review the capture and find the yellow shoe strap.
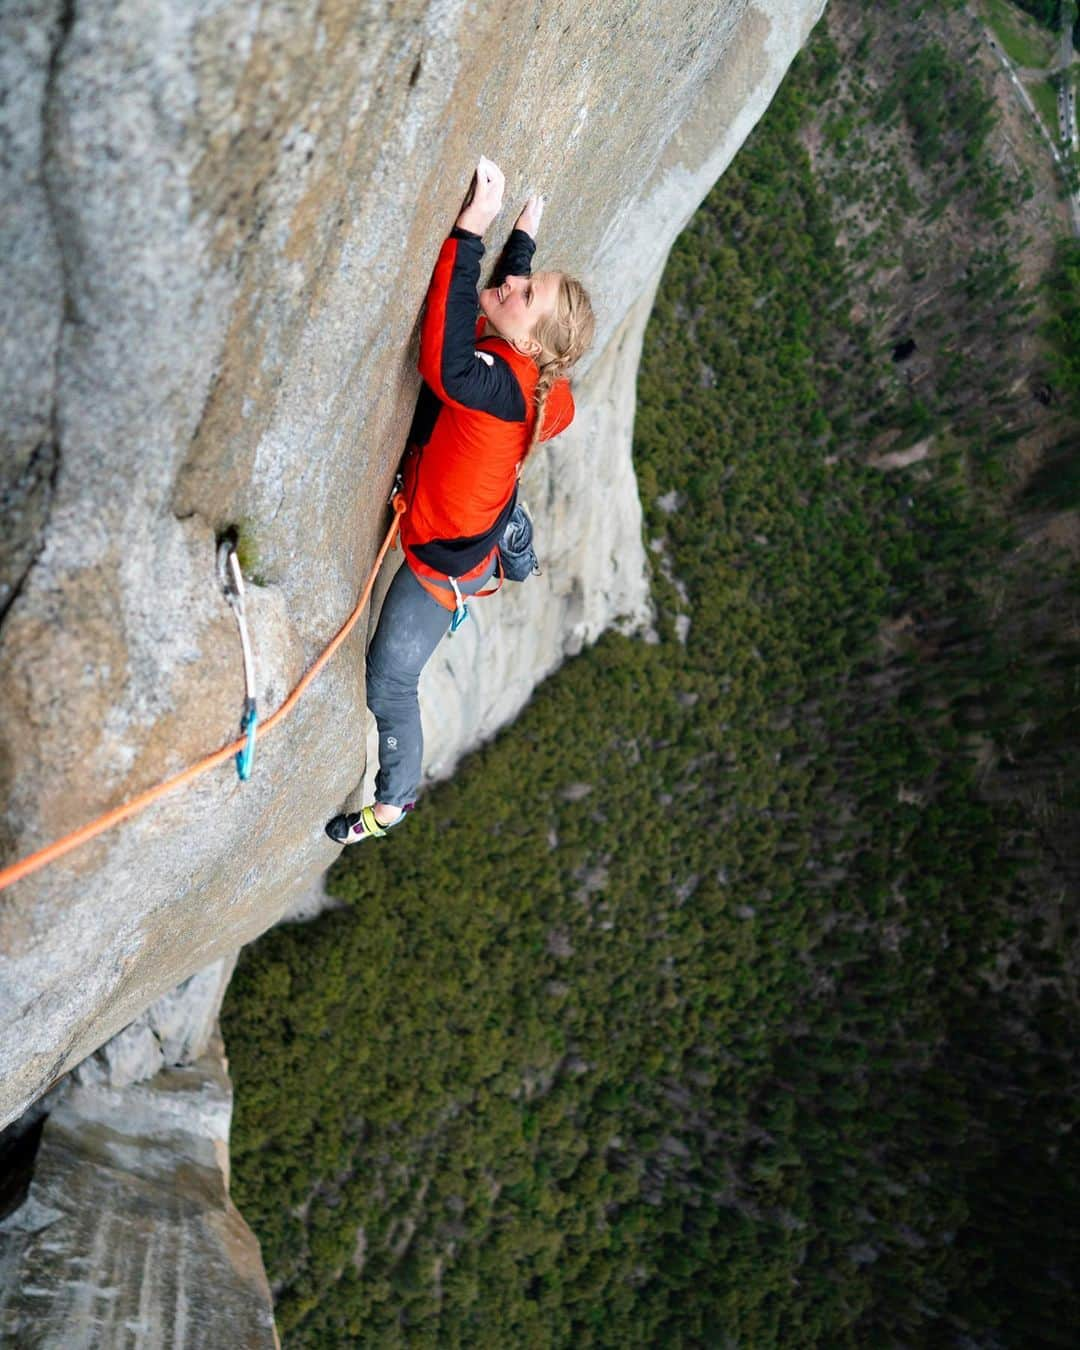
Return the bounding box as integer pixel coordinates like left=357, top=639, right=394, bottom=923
left=360, top=805, right=387, bottom=838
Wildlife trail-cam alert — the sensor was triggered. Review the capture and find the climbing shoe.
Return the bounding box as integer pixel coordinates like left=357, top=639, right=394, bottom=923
left=325, top=803, right=411, bottom=845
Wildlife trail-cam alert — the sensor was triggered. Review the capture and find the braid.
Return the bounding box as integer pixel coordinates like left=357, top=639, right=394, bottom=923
left=520, top=274, right=595, bottom=466
left=523, top=361, right=568, bottom=465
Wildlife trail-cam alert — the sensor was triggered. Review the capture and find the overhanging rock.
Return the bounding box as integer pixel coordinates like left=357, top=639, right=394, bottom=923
left=0, top=1026, right=278, bottom=1347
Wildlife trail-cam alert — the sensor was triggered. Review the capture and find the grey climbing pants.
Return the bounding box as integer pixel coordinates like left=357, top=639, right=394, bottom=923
left=365, top=556, right=496, bottom=807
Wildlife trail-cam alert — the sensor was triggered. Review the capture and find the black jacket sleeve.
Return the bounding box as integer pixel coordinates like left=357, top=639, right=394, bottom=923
left=418, top=231, right=527, bottom=422
left=489, top=229, right=536, bottom=289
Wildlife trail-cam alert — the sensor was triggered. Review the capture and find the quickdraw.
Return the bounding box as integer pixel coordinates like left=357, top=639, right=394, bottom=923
left=216, top=541, right=258, bottom=781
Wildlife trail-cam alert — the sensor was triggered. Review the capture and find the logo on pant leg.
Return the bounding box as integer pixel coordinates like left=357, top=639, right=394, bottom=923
left=386, top=736, right=398, bottom=749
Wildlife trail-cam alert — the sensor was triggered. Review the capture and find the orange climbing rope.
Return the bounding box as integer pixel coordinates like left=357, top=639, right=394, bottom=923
left=0, top=499, right=406, bottom=894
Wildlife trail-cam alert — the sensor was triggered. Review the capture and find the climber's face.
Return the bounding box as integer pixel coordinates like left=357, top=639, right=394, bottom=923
left=479, top=271, right=560, bottom=354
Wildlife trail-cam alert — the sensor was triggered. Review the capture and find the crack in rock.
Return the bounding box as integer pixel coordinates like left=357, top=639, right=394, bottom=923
left=0, top=0, right=76, bottom=637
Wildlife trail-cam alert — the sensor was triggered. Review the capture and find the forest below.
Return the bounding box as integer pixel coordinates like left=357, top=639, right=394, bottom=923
left=221, top=1, right=1080, bottom=1344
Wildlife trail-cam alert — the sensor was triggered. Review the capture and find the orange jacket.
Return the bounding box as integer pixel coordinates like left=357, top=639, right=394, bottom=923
left=400, top=228, right=574, bottom=587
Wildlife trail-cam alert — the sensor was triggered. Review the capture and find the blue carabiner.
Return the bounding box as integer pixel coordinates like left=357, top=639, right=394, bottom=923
left=236, top=700, right=258, bottom=781
left=448, top=576, right=469, bottom=634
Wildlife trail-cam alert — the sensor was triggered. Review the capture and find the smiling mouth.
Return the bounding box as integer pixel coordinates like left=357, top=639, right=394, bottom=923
left=496, top=284, right=507, bottom=303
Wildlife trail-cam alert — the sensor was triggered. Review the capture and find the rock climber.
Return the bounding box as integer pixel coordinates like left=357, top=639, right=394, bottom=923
left=326, top=157, right=596, bottom=845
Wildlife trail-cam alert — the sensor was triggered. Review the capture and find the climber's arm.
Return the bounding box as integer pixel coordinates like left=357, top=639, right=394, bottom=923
left=489, top=195, right=544, bottom=287
left=488, top=230, right=535, bottom=289
left=418, top=230, right=526, bottom=420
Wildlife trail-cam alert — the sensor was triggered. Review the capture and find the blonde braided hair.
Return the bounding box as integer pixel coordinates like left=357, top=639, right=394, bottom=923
left=520, top=274, right=595, bottom=466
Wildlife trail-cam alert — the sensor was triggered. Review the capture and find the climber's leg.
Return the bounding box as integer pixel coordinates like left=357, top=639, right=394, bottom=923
left=365, top=556, right=495, bottom=809
left=365, top=563, right=446, bottom=810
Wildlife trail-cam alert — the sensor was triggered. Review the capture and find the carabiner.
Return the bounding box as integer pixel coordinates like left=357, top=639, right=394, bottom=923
left=217, top=541, right=258, bottom=781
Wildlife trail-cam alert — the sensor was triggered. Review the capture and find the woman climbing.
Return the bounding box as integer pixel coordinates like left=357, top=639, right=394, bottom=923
left=326, top=157, right=595, bottom=845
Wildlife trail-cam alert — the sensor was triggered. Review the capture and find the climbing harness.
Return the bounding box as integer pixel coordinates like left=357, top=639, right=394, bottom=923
left=0, top=497, right=407, bottom=894
left=216, top=540, right=258, bottom=781
left=389, top=486, right=503, bottom=628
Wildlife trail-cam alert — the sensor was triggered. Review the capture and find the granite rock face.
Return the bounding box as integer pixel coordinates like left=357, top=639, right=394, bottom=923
left=67, top=953, right=238, bottom=1090
left=0, top=0, right=826, bottom=1129
left=0, top=1027, right=278, bottom=1348
left=0, top=956, right=272, bottom=1346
